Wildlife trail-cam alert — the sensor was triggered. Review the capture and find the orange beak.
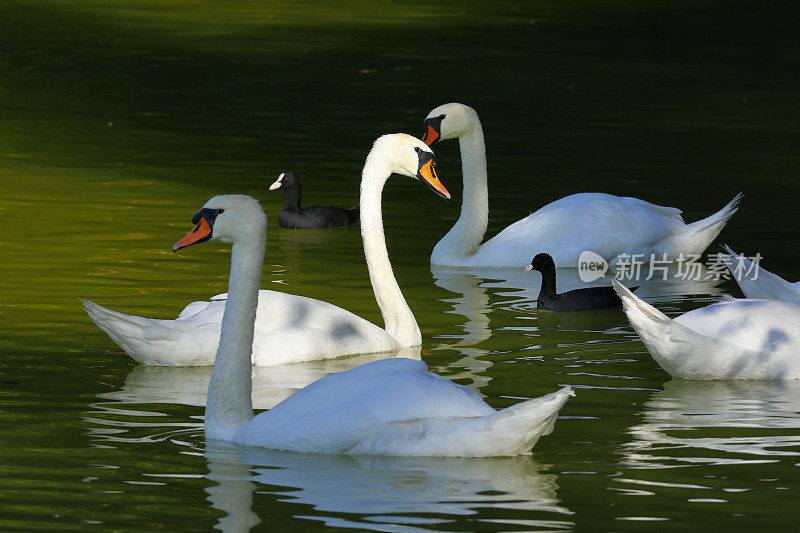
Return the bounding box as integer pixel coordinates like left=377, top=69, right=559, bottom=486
left=418, top=159, right=450, bottom=200
left=173, top=217, right=212, bottom=251
left=422, top=125, right=439, bottom=146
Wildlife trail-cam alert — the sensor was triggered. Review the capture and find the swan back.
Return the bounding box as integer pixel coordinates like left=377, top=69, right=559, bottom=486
left=673, top=299, right=800, bottom=352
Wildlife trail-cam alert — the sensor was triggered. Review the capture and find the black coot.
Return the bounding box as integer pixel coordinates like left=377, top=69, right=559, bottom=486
left=524, top=252, right=636, bottom=311
left=269, top=172, right=359, bottom=229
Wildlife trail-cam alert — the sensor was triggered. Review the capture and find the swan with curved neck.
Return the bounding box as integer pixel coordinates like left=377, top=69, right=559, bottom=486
left=422, top=102, right=742, bottom=268
left=172, top=138, right=573, bottom=453
left=82, top=134, right=450, bottom=366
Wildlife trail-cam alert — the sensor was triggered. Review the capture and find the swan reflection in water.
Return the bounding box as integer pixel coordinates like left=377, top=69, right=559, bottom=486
left=204, top=440, right=572, bottom=532
left=431, top=266, right=495, bottom=390
left=98, top=347, right=422, bottom=410
left=621, top=379, right=800, bottom=469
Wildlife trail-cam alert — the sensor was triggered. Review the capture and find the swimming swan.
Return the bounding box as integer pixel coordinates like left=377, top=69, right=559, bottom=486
left=613, top=279, right=800, bottom=380
left=82, top=134, right=451, bottom=366
left=173, top=197, right=573, bottom=454
left=421, top=102, right=742, bottom=268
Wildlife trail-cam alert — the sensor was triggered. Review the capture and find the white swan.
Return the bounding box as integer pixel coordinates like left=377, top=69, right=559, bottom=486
left=82, top=134, right=451, bottom=366
left=612, top=279, right=800, bottom=379
left=421, top=102, right=742, bottom=268
left=178, top=145, right=573, bottom=456
left=722, top=244, right=800, bottom=303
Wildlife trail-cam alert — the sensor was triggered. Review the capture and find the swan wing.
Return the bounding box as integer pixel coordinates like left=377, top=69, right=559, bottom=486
left=235, top=359, right=573, bottom=456
left=177, top=300, right=214, bottom=319
left=250, top=291, right=397, bottom=364
left=242, top=358, right=492, bottom=422
left=235, top=359, right=492, bottom=449
left=81, top=298, right=223, bottom=365
left=443, top=192, right=738, bottom=268
left=83, top=290, right=393, bottom=366
left=477, top=194, right=686, bottom=267
left=252, top=325, right=397, bottom=365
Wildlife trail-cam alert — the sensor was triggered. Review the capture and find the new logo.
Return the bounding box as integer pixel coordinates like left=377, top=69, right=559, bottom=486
left=578, top=251, right=609, bottom=282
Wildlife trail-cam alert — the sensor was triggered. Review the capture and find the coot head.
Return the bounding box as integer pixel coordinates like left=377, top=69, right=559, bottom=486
left=523, top=252, right=556, bottom=273
left=268, top=172, right=299, bottom=191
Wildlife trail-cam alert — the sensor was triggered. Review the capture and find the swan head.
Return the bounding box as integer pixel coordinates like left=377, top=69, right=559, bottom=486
left=370, top=133, right=451, bottom=200
left=268, top=171, right=298, bottom=191
left=523, top=252, right=556, bottom=273
left=173, top=195, right=267, bottom=251
left=422, top=103, right=479, bottom=146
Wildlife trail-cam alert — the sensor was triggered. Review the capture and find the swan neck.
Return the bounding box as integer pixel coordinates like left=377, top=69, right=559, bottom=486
left=360, top=153, right=421, bottom=347
left=205, top=232, right=265, bottom=441
left=431, top=125, right=489, bottom=263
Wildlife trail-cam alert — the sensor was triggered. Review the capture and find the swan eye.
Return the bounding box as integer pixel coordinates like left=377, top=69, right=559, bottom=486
left=217, top=209, right=225, bottom=214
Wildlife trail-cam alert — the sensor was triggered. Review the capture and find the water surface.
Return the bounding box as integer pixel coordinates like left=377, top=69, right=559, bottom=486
left=2, top=1, right=800, bottom=531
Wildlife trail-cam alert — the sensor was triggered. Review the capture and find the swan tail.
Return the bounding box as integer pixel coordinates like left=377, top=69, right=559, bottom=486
left=612, top=278, right=678, bottom=346
left=373, top=386, right=574, bottom=457
left=721, top=245, right=800, bottom=302
left=612, top=279, right=686, bottom=374
left=481, top=386, right=574, bottom=455
left=80, top=298, right=194, bottom=364
left=678, top=193, right=742, bottom=254
left=612, top=280, right=735, bottom=379
left=612, top=279, right=670, bottom=323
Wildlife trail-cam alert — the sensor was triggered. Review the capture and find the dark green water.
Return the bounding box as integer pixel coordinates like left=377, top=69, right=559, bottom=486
left=2, top=1, right=800, bottom=530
